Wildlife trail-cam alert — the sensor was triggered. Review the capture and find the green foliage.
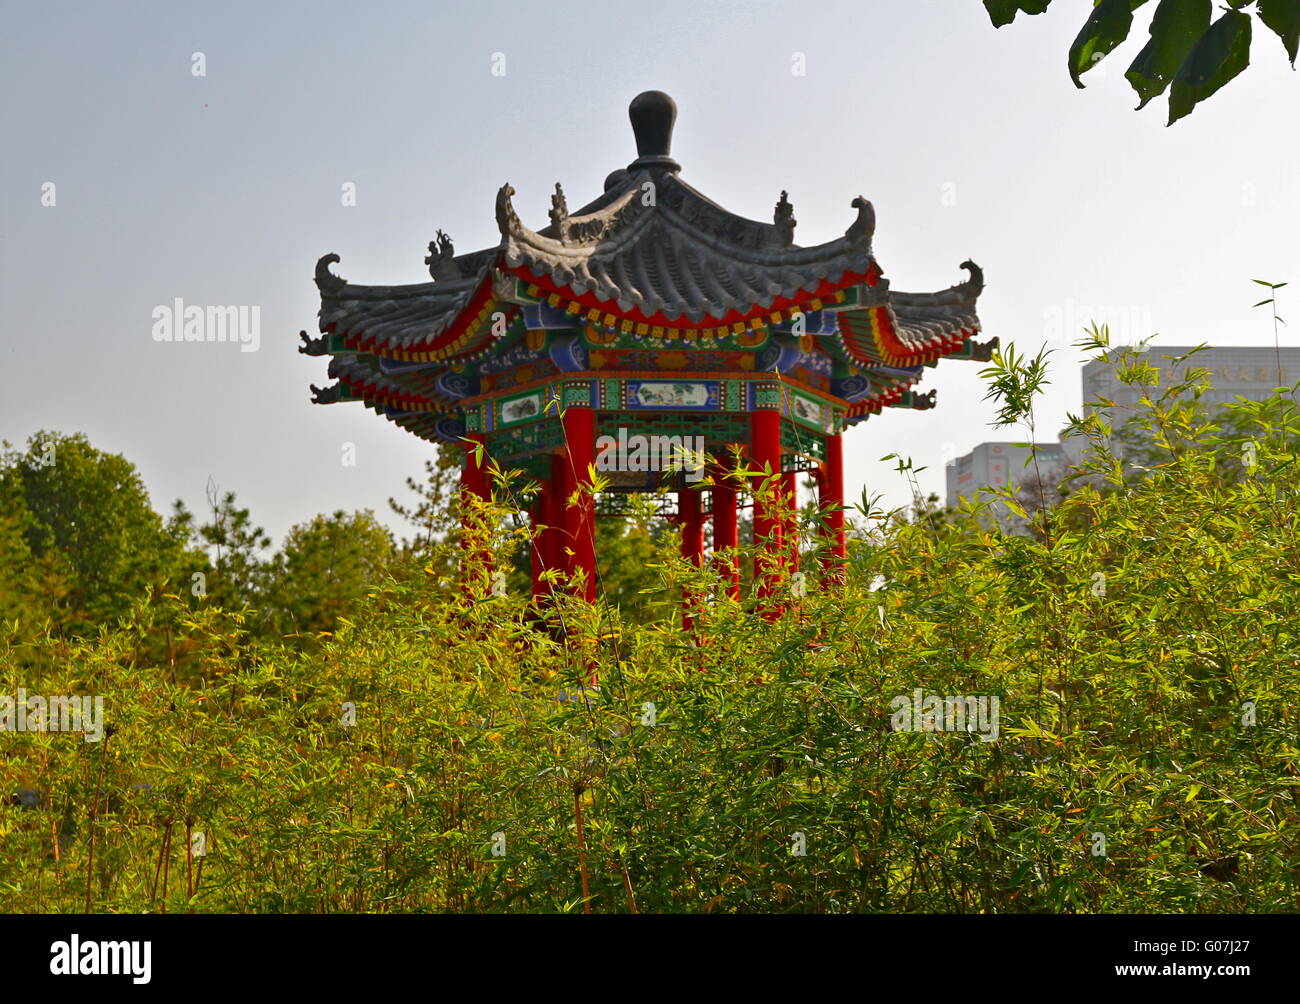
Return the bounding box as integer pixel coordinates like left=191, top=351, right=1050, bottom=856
left=388, top=445, right=461, bottom=558
left=595, top=511, right=675, bottom=623
left=1126, top=0, right=1210, bottom=109
left=1069, top=0, right=1150, bottom=90
left=979, top=344, right=1056, bottom=535
left=984, top=0, right=1298, bottom=124
left=1080, top=284, right=1294, bottom=485
left=263, top=510, right=394, bottom=639
left=3, top=347, right=1298, bottom=912
left=984, top=0, right=1054, bottom=28
left=1168, top=9, right=1252, bottom=125
left=0, top=432, right=192, bottom=635
left=0, top=510, right=68, bottom=638
left=192, top=480, right=271, bottom=612
left=1258, top=0, right=1300, bottom=63
left=979, top=344, right=1053, bottom=431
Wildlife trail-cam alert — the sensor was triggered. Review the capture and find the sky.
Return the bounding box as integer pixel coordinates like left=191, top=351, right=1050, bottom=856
left=2, top=0, right=1297, bottom=545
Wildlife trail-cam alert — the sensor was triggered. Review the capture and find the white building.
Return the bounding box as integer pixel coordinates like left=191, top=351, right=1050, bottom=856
left=948, top=345, right=1298, bottom=509
left=945, top=441, right=1068, bottom=510
left=1082, top=345, right=1298, bottom=416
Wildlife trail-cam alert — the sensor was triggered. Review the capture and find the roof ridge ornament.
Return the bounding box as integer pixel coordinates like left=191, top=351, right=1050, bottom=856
left=846, top=196, right=875, bottom=246
left=773, top=190, right=796, bottom=247
left=314, top=253, right=347, bottom=295
left=913, top=388, right=938, bottom=410
left=627, top=90, right=681, bottom=174
left=549, top=183, right=571, bottom=244
left=425, top=230, right=460, bottom=281
left=491, top=267, right=520, bottom=303
left=970, top=335, right=999, bottom=362
left=309, top=382, right=341, bottom=404
left=495, top=183, right=519, bottom=241
left=959, top=259, right=985, bottom=292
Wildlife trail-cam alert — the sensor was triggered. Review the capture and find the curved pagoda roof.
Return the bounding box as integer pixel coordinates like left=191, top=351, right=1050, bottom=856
left=302, top=91, right=993, bottom=443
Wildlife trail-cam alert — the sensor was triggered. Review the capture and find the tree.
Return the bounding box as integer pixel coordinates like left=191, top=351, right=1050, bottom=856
left=0, top=508, right=71, bottom=639
left=984, top=0, right=1299, bottom=124
left=594, top=512, right=674, bottom=622
left=193, top=479, right=272, bottom=611
left=0, top=432, right=193, bottom=633
left=1109, top=390, right=1300, bottom=480
left=263, top=509, right=394, bottom=637
left=388, top=445, right=461, bottom=556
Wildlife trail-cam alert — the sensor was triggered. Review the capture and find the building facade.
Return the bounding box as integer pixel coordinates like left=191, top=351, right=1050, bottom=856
left=945, top=441, right=1067, bottom=510
left=948, top=345, right=1298, bottom=509
left=1082, top=345, right=1298, bottom=415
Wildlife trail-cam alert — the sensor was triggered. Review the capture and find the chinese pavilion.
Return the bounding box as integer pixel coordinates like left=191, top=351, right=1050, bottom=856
left=300, top=91, right=993, bottom=611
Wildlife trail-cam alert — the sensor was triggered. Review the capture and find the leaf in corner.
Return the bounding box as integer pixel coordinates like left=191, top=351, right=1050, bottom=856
left=984, top=0, right=1055, bottom=29
left=1126, top=0, right=1211, bottom=109
left=1168, top=10, right=1252, bottom=125
left=1069, top=0, right=1149, bottom=89
left=1258, top=0, right=1300, bottom=65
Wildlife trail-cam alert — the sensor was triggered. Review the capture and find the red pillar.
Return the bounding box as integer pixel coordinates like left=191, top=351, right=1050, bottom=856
left=562, top=407, right=596, bottom=602
left=781, top=470, right=800, bottom=575
left=680, top=487, right=704, bottom=566
left=552, top=450, right=575, bottom=584
left=819, top=433, right=846, bottom=586
left=679, top=485, right=704, bottom=628
left=527, top=458, right=567, bottom=607
left=750, top=409, right=784, bottom=610
left=460, top=433, right=491, bottom=595
left=461, top=433, right=490, bottom=500
left=711, top=464, right=739, bottom=600
left=530, top=488, right=548, bottom=602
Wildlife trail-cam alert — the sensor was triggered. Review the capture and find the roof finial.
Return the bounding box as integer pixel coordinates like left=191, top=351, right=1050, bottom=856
left=773, top=190, right=796, bottom=247
left=425, top=230, right=459, bottom=281
left=549, top=183, right=571, bottom=243
left=627, top=91, right=681, bottom=173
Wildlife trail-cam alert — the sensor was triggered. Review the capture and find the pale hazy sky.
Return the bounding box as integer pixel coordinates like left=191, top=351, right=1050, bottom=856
left=3, top=0, right=1297, bottom=544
